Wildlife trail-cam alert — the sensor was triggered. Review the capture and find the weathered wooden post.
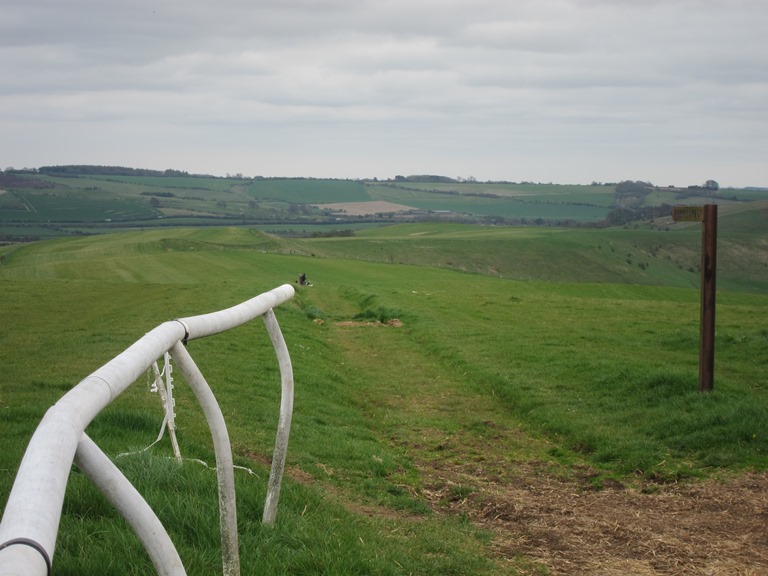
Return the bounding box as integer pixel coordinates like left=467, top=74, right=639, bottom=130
left=699, top=204, right=717, bottom=392
left=672, top=204, right=717, bottom=392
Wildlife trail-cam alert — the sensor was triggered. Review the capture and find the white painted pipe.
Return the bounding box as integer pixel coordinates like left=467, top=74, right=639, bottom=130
left=73, top=434, right=187, bottom=576
left=179, top=284, right=295, bottom=342
left=0, top=543, right=49, bottom=576
left=0, top=285, right=294, bottom=576
left=261, top=309, right=295, bottom=525
left=171, top=341, right=240, bottom=576
left=0, top=322, right=185, bottom=576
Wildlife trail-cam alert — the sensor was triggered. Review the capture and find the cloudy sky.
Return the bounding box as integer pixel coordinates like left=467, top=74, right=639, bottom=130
left=2, top=0, right=766, bottom=186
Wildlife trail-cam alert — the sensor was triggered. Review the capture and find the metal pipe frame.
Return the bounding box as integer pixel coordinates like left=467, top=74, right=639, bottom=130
left=170, top=341, right=240, bottom=576
left=261, top=309, right=295, bottom=525
left=0, top=284, right=295, bottom=576
left=74, top=434, right=186, bottom=576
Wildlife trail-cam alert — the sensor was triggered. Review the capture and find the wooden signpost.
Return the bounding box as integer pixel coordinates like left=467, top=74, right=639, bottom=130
left=672, top=204, right=718, bottom=392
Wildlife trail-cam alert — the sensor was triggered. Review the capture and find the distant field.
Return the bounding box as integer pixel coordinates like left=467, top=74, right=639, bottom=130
left=366, top=182, right=615, bottom=221
left=2, top=170, right=768, bottom=243
left=381, top=181, right=616, bottom=204
left=313, top=200, right=417, bottom=215
left=246, top=179, right=370, bottom=203
left=0, top=191, right=158, bottom=222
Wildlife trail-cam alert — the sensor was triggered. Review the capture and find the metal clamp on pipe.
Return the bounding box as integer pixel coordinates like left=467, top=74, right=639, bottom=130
left=0, top=538, right=52, bottom=576
left=175, top=319, right=191, bottom=346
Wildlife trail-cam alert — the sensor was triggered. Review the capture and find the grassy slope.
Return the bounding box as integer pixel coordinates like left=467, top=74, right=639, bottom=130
left=0, top=231, right=504, bottom=575
left=1, top=219, right=767, bottom=574
left=295, top=200, right=768, bottom=293
left=366, top=183, right=612, bottom=221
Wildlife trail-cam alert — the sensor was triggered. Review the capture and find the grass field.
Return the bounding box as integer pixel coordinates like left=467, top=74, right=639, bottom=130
left=364, top=183, right=613, bottom=221
left=1, top=214, right=767, bottom=574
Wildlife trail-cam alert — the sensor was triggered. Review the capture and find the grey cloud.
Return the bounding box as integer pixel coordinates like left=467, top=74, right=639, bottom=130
left=1, top=0, right=766, bottom=185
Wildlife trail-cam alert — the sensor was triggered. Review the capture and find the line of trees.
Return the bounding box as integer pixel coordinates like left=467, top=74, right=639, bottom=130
left=35, top=165, right=191, bottom=177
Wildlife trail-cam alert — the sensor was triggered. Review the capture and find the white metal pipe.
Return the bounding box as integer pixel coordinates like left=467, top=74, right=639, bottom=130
left=0, top=322, right=185, bottom=576
left=0, top=543, right=49, bottom=576
left=261, top=309, right=295, bottom=525
left=170, top=341, right=240, bottom=576
left=179, top=284, right=295, bottom=342
left=73, top=434, right=187, bottom=576
left=0, top=285, right=294, bottom=576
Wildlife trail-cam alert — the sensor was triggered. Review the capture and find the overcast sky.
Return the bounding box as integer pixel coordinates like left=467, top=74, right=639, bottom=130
left=1, top=0, right=766, bottom=186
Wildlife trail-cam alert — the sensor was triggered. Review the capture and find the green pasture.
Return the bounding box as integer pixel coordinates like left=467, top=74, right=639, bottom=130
left=31, top=173, right=238, bottom=195
left=246, top=179, right=370, bottom=204
left=294, top=207, right=768, bottom=293
left=367, top=184, right=611, bottom=221
left=1, top=220, right=767, bottom=574
left=0, top=191, right=158, bottom=223
left=93, top=174, right=238, bottom=191
left=723, top=188, right=768, bottom=201
left=379, top=182, right=617, bottom=206
left=0, top=224, right=65, bottom=240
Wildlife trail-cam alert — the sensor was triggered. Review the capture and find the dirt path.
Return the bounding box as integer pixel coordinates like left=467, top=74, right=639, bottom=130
left=422, top=457, right=768, bottom=575
left=327, top=323, right=768, bottom=574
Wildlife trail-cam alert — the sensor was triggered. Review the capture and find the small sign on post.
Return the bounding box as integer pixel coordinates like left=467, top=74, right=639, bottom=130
left=671, top=205, right=704, bottom=222
left=672, top=204, right=717, bottom=392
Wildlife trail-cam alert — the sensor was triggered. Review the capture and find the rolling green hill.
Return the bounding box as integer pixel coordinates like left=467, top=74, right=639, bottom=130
left=1, top=216, right=767, bottom=573
left=2, top=199, right=766, bottom=292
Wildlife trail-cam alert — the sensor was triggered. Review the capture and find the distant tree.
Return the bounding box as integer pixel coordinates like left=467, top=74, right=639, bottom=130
left=615, top=180, right=653, bottom=196
left=704, top=179, right=719, bottom=191
left=614, top=180, right=653, bottom=208
left=39, top=165, right=168, bottom=177
left=406, top=175, right=456, bottom=183
left=164, top=169, right=189, bottom=176
left=604, top=203, right=672, bottom=226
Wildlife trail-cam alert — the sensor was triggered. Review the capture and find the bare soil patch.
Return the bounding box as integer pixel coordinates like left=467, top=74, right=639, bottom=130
left=247, top=424, right=767, bottom=574
left=335, top=319, right=404, bottom=328
left=313, top=201, right=416, bottom=216
left=422, top=456, right=768, bottom=575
